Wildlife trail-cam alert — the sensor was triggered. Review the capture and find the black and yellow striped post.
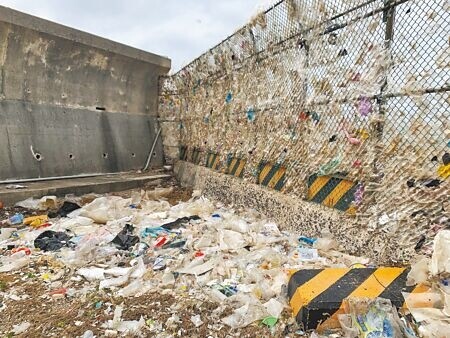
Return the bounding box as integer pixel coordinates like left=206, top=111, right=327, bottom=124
left=257, top=161, right=286, bottom=191
left=226, top=157, right=246, bottom=178
left=179, top=145, right=188, bottom=161
left=288, top=267, right=416, bottom=331
left=307, top=173, right=359, bottom=212
left=191, top=147, right=202, bottom=165
left=205, top=152, right=220, bottom=170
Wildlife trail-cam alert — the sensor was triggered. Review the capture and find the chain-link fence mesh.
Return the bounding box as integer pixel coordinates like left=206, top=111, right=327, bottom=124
left=159, top=0, right=449, bottom=257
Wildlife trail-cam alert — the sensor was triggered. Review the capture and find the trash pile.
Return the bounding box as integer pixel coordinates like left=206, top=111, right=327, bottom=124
left=0, top=187, right=449, bottom=337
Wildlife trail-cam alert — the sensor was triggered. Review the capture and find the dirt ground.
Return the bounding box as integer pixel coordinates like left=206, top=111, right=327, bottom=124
left=0, top=268, right=287, bottom=337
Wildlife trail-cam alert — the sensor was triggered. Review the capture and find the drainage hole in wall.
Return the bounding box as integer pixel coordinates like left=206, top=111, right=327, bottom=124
left=131, top=153, right=136, bottom=157
left=69, top=153, right=74, bottom=160
left=153, top=152, right=157, bottom=156
left=96, top=107, right=106, bottom=111
left=103, top=153, right=108, bottom=159
left=34, top=153, right=42, bottom=161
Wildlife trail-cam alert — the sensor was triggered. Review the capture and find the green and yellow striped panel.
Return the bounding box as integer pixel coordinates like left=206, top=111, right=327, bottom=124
left=205, top=152, right=220, bottom=170
left=288, top=267, right=417, bottom=331
left=257, top=161, right=286, bottom=191
left=191, top=148, right=202, bottom=165
left=307, top=173, right=358, bottom=212
left=179, top=145, right=188, bottom=161
left=226, top=157, right=246, bottom=178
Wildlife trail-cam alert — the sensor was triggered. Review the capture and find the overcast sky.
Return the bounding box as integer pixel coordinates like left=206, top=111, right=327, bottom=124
left=0, top=0, right=273, bottom=72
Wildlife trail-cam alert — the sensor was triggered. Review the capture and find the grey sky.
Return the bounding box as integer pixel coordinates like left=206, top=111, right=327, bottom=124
left=0, top=0, right=271, bottom=72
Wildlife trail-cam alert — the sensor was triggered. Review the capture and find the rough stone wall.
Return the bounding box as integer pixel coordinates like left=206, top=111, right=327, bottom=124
left=0, top=6, right=170, bottom=179
left=160, top=0, right=449, bottom=263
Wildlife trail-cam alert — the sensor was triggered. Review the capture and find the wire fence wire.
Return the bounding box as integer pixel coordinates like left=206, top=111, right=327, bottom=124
left=159, top=0, right=449, bottom=257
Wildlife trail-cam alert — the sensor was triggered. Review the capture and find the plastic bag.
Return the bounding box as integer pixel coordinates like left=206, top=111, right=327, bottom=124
left=80, top=196, right=131, bottom=224
left=0, top=251, right=30, bottom=272
left=24, top=215, right=48, bottom=228
left=343, top=298, right=404, bottom=338
left=15, top=196, right=57, bottom=210
left=190, top=315, right=203, bottom=327
left=117, top=280, right=153, bottom=297
left=111, top=224, right=139, bottom=250
left=78, top=267, right=105, bottom=281
left=100, top=275, right=129, bottom=289
left=407, top=256, right=430, bottom=286
left=12, top=322, right=31, bottom=335
left=105, top=305, right=145, bottom=333
left=431, top=230, right=450, bottom=276
left=51, top=201, right=81, bottom=218
left=34, top=230, right=72, bottom=251
left=177, top=258, right=216, bottom=275
left=161, top=215, right=200, bottom=230
left=219, top=229, right=248, bottom=251
left=222, top=303, right=268, bottom=328
left=263, top=298, right=284, bottom=318
left=0, top=228, right=16, bottom=241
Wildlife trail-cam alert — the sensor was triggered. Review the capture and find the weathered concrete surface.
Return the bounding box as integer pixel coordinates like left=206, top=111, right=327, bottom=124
left=0, top=101, right=163, bottom=179
left=174, top=160, right=417, bottom=264
left=0, top=171, right=172, bottom=206
left=0, top=6, right=171, bottom=180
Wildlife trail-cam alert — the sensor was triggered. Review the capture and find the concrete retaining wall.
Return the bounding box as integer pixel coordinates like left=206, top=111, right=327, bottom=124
left=174, top=160, right=407, bottom=264
left=0, top=6, right=171, bottom=180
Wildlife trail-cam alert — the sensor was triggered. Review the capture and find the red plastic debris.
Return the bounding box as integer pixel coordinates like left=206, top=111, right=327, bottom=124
left=49, top=288, right=67, bottom=296
left=11, top=247, right=31, bottom=255
left=154, top=236, right=168, bottom=248
left=194, top=251, right=205, bottom=258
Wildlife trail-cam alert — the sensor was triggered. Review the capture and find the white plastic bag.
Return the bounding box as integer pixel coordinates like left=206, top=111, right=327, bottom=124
left=222, top=303, right=268, bottom=328
left=431, top=230, right=450, bottom=276
left=219, top=229, right=248, bottom=251
left=78, top=267, right=105, bottom=281
left=407, top=256, right=430, bottom=286
left=0, top=251, right=30, bottom=273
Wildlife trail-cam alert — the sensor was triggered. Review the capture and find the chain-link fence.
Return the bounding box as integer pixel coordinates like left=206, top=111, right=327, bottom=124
left=159, top=0, right=449, bottom=256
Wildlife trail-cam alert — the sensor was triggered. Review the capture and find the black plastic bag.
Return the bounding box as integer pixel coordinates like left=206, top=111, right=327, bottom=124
left=111, top=224, right=139, bottom=250
left=161, top=215, right=201, bottom=230
left=48, top=201, right=81, bottom=218
left=34, top=230, right=72, bottom=251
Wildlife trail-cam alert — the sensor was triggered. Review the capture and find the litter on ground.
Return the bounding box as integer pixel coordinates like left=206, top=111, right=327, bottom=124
left=0, top=185, right=449, bottom=337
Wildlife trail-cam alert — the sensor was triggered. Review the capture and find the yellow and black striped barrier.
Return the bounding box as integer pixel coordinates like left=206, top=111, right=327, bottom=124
left=191, top=147, right=202, bottom=165
left=179, top=145, right=188, bottom=161
left=226, top=157, right=246, bottom=178
left=307, top=173, right=359, bottom=212
left=288, top=267, right=416, bottom=331
left=257, top=161, right=286, bottom=191
left=205, top=152, right=220, bottom=170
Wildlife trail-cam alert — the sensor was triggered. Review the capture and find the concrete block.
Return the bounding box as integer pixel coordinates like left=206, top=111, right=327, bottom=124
left=288, top=267, right=416, bottom=331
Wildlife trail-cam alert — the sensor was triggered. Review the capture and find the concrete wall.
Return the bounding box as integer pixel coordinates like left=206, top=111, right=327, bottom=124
left=0, top=6, right=171, bottom=180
